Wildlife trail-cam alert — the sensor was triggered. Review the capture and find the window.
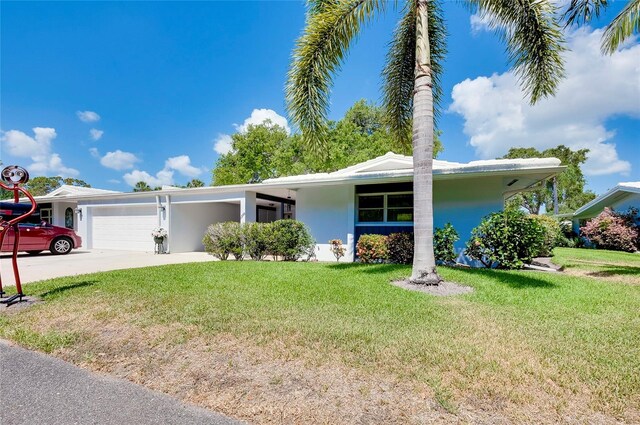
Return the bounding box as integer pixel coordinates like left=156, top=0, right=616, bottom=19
left=357, top=193, right=413, bottom=223
left=65, top=207, right=74, bottom=229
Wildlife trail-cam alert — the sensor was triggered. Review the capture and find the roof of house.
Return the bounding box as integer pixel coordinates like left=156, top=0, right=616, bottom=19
left=32, top=152, right=565, bottom=203
left=263, top=152, right=562, bottom=184
left=35, top=185, right=120, bottom=199
left=573, top=181, right=640, bottom=218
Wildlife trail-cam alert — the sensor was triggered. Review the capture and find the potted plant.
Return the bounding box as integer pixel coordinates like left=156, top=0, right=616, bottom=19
left=151, top=227, right=168, bottom=254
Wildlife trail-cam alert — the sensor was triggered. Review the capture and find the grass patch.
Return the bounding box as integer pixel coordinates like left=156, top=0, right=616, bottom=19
left=1, top=259, right=638, bottom=423
left=553, top=247, right=640, bottom=284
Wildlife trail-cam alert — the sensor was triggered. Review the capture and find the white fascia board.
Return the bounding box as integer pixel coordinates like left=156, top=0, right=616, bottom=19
left=573, top=183, right=640, bottom=218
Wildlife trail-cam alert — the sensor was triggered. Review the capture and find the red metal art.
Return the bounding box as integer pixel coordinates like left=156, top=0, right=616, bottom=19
left=0, top=166, right=37, bottom=307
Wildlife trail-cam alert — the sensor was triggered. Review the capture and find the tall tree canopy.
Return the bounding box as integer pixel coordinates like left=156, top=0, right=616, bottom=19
left=211, top=100, right=442, bottom=186
left=287, top=0, right=565, bottom=284
left=503, top=145, right=596, bottom=214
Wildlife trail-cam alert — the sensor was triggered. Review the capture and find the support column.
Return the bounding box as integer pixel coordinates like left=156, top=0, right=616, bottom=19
left=240, top=191, right=257, bottom=223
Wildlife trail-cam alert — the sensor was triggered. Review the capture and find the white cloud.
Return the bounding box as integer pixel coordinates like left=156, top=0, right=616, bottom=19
left=0, top=127, right=79, bottom=177
left=89, top=128, right=104, bottom=141
left=76, top=110, right=100, bottom=123
left=470, top=13, right=494, bottom=34
left=213, top=134, right=233, bottom=155
left=164, top=155, right=205, bottom=177
left=107, top=179, right=120, bottom=184
left=100, top=150, right=140, bottom=171
left=89, top=147, right=100, bottom=158
left=122, top=170, right=172, bottom=188
left=234, top=108, right=290, bottom=135
left=449, top=27, right=639, bottom=176
left=121, top=154, right=204, bottom=187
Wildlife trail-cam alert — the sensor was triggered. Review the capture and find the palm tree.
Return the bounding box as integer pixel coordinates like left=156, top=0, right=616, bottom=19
left=563, top=0, right=639, bottom=54
left=133, top=181, right=152, bottom=192
left=287, top=0, right=565, bottom=284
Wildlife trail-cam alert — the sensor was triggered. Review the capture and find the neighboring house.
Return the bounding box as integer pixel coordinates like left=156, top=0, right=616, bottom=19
left=29, top=153, right=564, bottom=262
left=572, top=182, right=640, bottom=231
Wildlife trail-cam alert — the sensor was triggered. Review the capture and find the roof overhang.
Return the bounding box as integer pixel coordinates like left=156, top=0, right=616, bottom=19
left=573, top=183, right=640, bottom=218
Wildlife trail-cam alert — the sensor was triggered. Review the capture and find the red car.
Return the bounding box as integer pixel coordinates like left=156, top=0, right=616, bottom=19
left=1, top=222, right=82, bottom=255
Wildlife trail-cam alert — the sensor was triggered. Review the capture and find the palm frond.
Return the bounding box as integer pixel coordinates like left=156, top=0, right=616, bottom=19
left=601, top=0, right=640, bottom=54
left=468, top=0, right=566, bottom=104
left=287, top=0, right=385, bottom=153
left=382, top=0, right=446, bottom=148
left=562, top=0, right=609, bottom=26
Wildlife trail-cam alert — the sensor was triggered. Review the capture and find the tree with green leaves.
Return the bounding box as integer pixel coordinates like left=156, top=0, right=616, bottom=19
left=212, top=100, right=440, bottom=186
left=186, top=179, right=205, bottom=188
left=503, top=145, right=596, bottom=214
left=563, top=0, right=639, bottom=54
left=286, top=0, right=565, bottom=283
left=133, top=181, right=152, bottom=192
left=20, top=176, right=90, bottom=197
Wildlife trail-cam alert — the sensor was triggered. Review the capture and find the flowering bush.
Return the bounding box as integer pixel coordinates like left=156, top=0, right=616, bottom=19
left=465, top=210, right=545, bottom=269
left=329, top=239, right=346, bottom=262
left=580, top=208, right=639, bottom=252
left=356, top=234, right=388, bottom=263
left=151, top=227, right=168, bottom=239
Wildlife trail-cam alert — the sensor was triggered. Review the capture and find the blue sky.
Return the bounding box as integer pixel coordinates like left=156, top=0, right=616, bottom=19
left=1, top=1, right=638, bottom=196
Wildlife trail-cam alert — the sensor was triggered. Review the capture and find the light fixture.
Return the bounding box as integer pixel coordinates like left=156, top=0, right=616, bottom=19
left=74, top=207, right=82, bottom=220
left=287, top=190, right=292, bottom=199
left=158, top=205, right=166, bottom=212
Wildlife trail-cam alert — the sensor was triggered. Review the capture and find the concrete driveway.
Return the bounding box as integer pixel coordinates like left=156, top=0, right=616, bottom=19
left=0, top=249, right=213, bottom=286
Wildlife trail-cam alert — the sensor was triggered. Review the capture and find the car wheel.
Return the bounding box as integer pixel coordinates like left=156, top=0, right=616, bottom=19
left=50, top=237, right=73, bottom=255
left=27, top=250, right=43, bottom=255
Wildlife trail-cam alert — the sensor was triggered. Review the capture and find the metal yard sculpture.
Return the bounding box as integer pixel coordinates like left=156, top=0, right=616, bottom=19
left=0, top=166, right=37, bottom=307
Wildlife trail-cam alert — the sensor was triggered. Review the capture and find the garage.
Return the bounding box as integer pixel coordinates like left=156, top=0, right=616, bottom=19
left=90, top=205, right=158, bottom=251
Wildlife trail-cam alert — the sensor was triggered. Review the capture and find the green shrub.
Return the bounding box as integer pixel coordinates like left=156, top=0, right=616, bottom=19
left=244, top=222, right=272, bottom=261
left=387, top=232, right=413, bottom=264
left=270, top=220, right=315, bottom=261
left=203, top=222, right=244, bottom=260
left=434, top=223, right=459, bottom=265
left=530, top=215, right=562, bottom=256
left=465, top=210, right=545, bottom=269
left=356, top=234, right=388, bottom=264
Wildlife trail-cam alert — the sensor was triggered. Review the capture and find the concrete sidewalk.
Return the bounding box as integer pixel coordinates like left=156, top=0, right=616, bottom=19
left=0, top=340, right=242, bottom=425
left=0, top=249, right=213, bottom=286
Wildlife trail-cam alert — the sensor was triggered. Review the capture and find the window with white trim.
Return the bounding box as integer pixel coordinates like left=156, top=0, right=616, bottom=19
left=357, top=192, right=413, bottom=223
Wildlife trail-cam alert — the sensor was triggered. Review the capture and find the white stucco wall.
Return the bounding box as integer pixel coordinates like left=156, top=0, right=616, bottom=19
left=612, top=193, right=640, bottom=215
left=170, top=202, right=239, bottom=252
left=296, top=184, right=355, bottom=261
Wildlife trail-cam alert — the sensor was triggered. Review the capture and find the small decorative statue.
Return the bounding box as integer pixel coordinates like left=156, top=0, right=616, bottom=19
left=0, top=166, right=37, bottom=307
left=151, top=227, right=167, bottom=254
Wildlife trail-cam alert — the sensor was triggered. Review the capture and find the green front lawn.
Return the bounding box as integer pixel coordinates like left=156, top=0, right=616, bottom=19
left=1, top=257, right=638, bottom=423
left=553, top=247, right=640, bottom=283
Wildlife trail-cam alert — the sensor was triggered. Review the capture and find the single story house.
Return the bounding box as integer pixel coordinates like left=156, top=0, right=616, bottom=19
left=30, top=152, right=564, bottom=262
left=572, top=181, right=640, bottom=230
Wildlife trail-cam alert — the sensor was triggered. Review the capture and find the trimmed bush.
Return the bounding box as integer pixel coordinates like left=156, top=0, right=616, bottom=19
left=270, top=219, right=315, bottom=261
left=434, top=223, right=459, bottom=265
left=203, top=221, right=244, bottom=260
left=356, top=234, right=388, bottom=264
left=580, top=207, right=639, bottom=252
left=387, top=232, right=413, bottom=264
left=465, top=210, right=546, bottom=269
left=530, top=215, right=562, bottom=256
left=244, top=222, right=272, bottom=261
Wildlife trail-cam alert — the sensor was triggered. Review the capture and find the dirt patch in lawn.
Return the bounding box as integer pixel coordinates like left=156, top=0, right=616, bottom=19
left=391, top=279, right=473, bottom=296
left=5, top=299, right=635, bottom=425
left=0, top=295, right=42, bottom=314
left=558, top=259, right=640, bottom=285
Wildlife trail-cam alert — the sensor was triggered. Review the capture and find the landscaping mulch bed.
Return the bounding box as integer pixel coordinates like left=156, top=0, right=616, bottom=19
left=391, top=279, right=473, bottom=296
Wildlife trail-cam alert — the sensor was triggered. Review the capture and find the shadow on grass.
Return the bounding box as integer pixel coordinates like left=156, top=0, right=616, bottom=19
left=587, top=266, right=640, bottom=278
left=40, top=281, right=97, bottom=299
left=452, top=267, right=557, bottom=289
left=326, top=263, right=409, bottom=275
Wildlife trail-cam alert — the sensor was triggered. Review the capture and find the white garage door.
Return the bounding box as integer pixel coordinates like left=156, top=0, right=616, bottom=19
left=91, top=206, right=158, bottom=251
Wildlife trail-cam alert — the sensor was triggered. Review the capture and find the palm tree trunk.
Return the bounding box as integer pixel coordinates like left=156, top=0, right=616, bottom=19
left=410, top=0, right=442, bottom=285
